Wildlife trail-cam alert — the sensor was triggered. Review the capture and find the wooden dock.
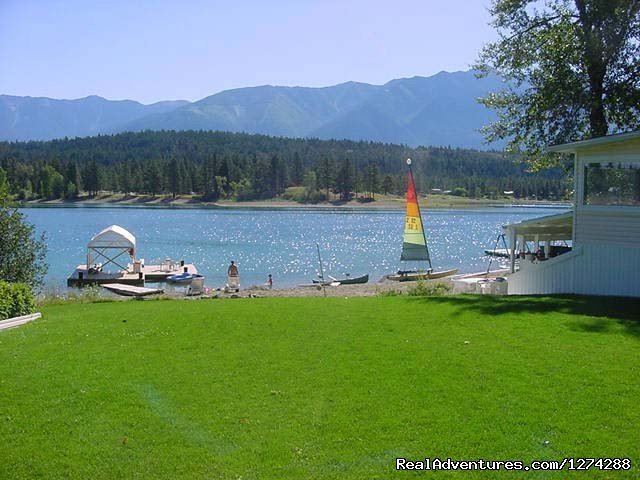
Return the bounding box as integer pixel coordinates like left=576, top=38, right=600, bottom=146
left=102, top=283, right=164, bottom=297
left=67, top=264, right=198, bottom=287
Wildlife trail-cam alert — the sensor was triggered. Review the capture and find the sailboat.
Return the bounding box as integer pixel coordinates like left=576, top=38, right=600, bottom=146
left=387, top=158, right=458, bottom=281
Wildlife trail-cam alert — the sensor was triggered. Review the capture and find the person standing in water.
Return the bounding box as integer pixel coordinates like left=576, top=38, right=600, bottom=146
left=266, top=274, right=273, bottom=289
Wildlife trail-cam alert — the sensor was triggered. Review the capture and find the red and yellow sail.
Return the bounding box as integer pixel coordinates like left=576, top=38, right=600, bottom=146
left=400, top=164, right=430, bottom=262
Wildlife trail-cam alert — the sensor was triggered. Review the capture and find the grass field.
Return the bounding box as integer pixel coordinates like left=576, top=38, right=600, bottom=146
left=1, top=295, right=639, bottom=479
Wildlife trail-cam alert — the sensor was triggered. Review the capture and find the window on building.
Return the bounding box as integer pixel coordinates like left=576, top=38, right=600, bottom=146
left=584, top=161, right=640, bottom=206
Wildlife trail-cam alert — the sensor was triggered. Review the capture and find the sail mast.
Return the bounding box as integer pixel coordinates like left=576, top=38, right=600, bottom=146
left=408, top=159, right=432, bottom=271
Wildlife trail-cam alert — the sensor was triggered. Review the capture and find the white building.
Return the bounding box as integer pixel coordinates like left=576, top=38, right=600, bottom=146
left=505, top=131, right=640, bottom=297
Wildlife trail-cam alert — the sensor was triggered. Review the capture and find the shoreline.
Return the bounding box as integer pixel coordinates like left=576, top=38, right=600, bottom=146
left=204, top=269, right=508, bottom=298
left=21, top=193, right=571, bottom=211
left=41, top=271, right=510, bottom=303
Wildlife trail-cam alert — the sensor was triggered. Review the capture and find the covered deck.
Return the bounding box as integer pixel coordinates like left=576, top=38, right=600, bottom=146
left=503, top=212, right=573, bottom=273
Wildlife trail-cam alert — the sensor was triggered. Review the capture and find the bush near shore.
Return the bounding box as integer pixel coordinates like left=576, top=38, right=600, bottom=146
left=0, top=281, right=35, bottom=320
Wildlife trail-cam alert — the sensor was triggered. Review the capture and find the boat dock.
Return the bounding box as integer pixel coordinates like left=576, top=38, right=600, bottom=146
left=102, top=283, right=164, bottom=297
left=68, top=225, right=200, bottom=287
left=67, top=263, right=198, bottom=287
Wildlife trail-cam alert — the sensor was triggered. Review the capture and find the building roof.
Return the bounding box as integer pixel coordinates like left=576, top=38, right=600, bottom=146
left=503, top=211, right=572, bottom=240
left=88, top=225, right=136, bottom=250
left=546, top=130, right=640, bottom=153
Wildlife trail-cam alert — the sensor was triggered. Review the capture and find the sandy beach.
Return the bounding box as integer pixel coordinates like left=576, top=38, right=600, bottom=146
left=209, top=277, right=452, bottom=299
left=200, top=269, right=510, bottom=299
left=24, top=193, right=569, bottom=210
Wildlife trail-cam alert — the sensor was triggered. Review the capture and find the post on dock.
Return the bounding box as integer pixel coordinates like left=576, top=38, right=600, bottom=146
left=509, top=228, right=517, bottom=273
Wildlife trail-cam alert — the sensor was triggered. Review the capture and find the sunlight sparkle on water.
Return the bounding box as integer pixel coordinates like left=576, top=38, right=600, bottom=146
left=22, top=206, right=566, bottom=288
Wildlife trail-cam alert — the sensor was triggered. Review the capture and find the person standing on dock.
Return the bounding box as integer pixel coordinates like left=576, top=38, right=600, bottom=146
left=227, top=261, right=240, bottom=292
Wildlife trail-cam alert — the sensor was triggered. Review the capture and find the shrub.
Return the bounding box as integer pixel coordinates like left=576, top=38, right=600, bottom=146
left=304, top=191, right=327, bottom=204
left=281, top=186, right=305, bottom=202
left=377, top=288, right=403, bottom=297
left=407, top=280, right=452, bottom=297
left=0, top=187, right=48, bottom=288
left=0, top=281, right=36, bottom=320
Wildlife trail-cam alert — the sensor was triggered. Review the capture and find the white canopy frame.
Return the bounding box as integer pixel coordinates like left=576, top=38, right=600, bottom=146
left=503, top=212, right=573, bottom=273
left=87, top=225, right=136, bottom=272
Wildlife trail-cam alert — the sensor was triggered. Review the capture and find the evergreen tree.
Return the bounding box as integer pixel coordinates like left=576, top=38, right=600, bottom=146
left=316, top=157, right=335, bottom=201
left=336, top=158, right=354, bottom=201
left=168, top=158, right=181, bottom=199
left=365, top=163, right=380, bottom=199
left=382, top=175, right=394, bottom=195
left=292, top=152, right=303, bottom=185
left=84, top=160, right=101, bottom=196
left=146, top=161, right=163, bottom=196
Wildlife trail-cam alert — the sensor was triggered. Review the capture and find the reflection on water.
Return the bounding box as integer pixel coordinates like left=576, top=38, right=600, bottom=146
left=21, top=206, right=568, bottom=288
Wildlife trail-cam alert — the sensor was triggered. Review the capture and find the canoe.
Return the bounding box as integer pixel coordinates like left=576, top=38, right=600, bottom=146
left=335, top=274, right=369, bottom=285
left=387, top=269, right=458, bottom=282
left=166, top=272, right=203, bottom=284
left=312, top=274, right=369, bottom=285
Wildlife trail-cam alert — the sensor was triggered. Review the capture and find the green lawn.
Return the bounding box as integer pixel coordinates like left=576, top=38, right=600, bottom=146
left=1, top=296, right=639, bottom=479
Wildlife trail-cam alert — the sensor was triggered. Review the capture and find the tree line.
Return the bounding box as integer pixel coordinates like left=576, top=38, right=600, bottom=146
left=0, top=130, right=568, bottom=202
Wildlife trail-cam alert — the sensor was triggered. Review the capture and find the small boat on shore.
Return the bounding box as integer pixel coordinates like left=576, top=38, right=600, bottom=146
left=313, top=273, right=369, bottom=285
left=167, top=272, right=204, bottom=284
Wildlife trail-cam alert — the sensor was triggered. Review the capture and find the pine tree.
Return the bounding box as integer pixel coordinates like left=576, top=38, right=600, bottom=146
left=292, top=152, right=303, bottom=185
left=316, top=158, right=335, bottom=201
left=83, top=160, right=101, bottom=196
left=168, top=158, right=181, bottom=199
left=336, top=158, right=354, bottom=201
left=382, top=175, right=393, bottom=195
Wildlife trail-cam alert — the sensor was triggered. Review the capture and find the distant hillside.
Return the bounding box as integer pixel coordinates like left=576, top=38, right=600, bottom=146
left=0, top=130, right=566, bottom=203
left=0, top=95, right=189, bottom=141
left=0, top=71, right=505, bottom=148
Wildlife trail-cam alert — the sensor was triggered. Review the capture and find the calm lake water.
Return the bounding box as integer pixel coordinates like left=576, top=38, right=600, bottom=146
left=22, top=205, right=568, bottom=289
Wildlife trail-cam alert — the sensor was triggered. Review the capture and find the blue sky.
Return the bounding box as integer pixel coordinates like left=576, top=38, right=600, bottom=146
left=0, top=0, right=497, bottom=103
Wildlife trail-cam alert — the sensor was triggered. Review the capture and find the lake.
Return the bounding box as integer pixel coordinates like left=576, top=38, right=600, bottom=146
left=21, top=205, right=569, bottom=289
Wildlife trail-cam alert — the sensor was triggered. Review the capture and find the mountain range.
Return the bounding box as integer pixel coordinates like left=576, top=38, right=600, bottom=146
left=0, top=70, right=505, bottom=148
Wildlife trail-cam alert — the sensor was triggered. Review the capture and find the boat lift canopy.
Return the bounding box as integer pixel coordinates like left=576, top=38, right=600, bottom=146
left=503, top=211, right=573, bottom=242
left=87, top=225, right=136, bottom=271
left=502, top=212, right=573, bottom=272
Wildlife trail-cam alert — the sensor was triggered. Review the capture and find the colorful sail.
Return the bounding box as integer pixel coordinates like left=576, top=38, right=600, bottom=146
left=400, top=165, right=430, bottom=262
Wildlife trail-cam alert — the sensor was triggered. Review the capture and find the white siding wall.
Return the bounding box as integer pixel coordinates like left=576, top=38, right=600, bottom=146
left=574, top=210, right=640, bottom=247
left=508, top=244, right=640, bottom=297
left=508, top=248, right=580, bottom=295
left=574, top=244, right=640, bottom=297
left=508, top=137, right=640, bottom=297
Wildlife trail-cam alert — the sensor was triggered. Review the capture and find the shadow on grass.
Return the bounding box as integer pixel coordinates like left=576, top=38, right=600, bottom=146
left=408, top=295, right=640, bottom=338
